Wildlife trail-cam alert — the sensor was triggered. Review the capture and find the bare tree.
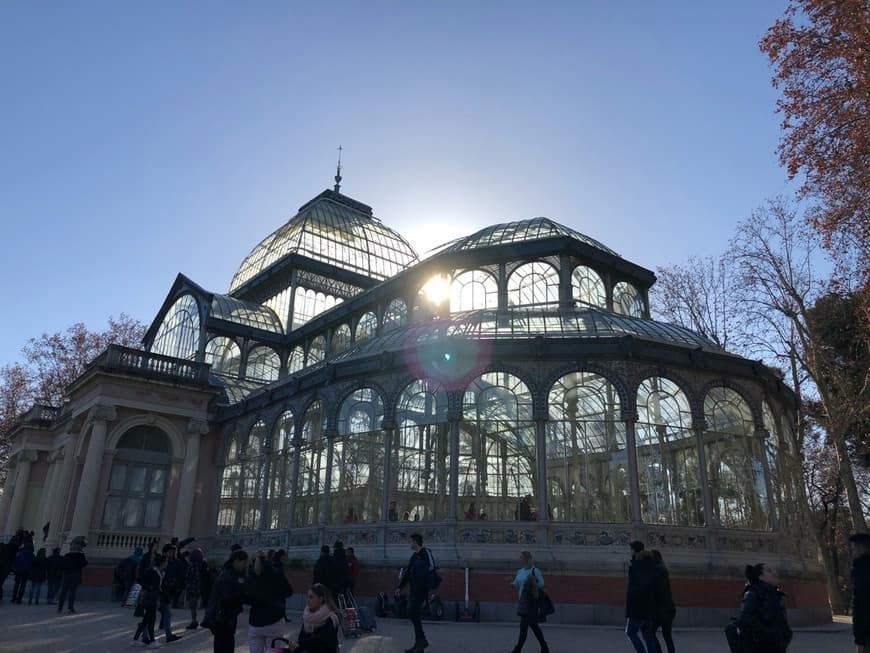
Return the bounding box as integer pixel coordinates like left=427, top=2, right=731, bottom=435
left=730, top=198, right=869, bottom=531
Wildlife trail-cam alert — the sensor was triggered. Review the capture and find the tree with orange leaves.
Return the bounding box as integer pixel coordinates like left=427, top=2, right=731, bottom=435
left=759, top=0, right=869, bottom=278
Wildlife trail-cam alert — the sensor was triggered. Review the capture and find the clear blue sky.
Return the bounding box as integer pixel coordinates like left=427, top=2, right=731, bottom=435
left=0, top=1, right=794, bottom=367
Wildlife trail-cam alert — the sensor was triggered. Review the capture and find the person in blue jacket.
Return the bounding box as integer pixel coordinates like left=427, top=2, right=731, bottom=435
left=11, top=541, right=35, bottom=603
left=511, top=550, right=549, bottom=653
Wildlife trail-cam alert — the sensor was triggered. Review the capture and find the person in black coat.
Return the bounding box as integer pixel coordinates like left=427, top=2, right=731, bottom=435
left=205, top=549, right=249, bottom=653
left=625, top=541, right=658, bottom=653
left=312, top=546, right=336, bottom=597
left=46, top=547, right=64, bottom=604
left=28, top=547, right=48, bottom=604
left=850, top=533, right=870, bottom=653
left=132, top=553, right=165, bottom=646
left=245, top=551, right=293, bottom=653
left=395, top=533, right=437, bottom=653
left=725, top=563, right=792, bottom=653
left=56, top=536, right=88, bottom=614
left=650, top=549, right=676, bottom=653
left=330, top=541, right=350, bottom=598
left=286, top=583, right=339, bottom=653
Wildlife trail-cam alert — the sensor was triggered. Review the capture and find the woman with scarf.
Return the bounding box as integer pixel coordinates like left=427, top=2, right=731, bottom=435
left=286, top=584, right=339, bottom=653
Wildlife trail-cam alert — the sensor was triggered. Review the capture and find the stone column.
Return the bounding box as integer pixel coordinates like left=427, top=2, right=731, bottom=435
left=46, top=437, right=77, bottom=547
left=624, top=413, right=643, bottom=525
left=5, top=450, right=38, bottom=533
left=174, top=418, right=207, bottom=538
left=37, top=450, right=62, bottom=529
left=0, top=461, right=20, bottom=534
left=69, top=405, right=116, bottom=539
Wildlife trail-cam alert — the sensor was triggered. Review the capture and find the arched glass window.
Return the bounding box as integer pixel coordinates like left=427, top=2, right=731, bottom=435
left=205, top=337, right=242, bottom=378
left=572, top=266, right=606, bottom=308
left=383, top=298, right=408, bottom=331
left=332, top=388, right=385, bottom=523
left=507, top=261, right=560, bottom=308
left=450, top=270, right=498, bottom=312
left=267, top=410, right=294, bottom=529
left=331, top=324, right=352, bottom=355
left=460, top=372, right=536, bottom=521
left=151, top=294, right=200, bottom=359
left=636, top=378, right=701, bottom=526
left=238, top=421, right=267, bottom=530
left=292, top=288, right=341, bottom=329
left=703, top=387, right=769, bottom=529
left=101, top=425, right=170, bottom=531
left=246, top=346, right=280, bottom=382
left=287, top=346, right=305, bottom=374
left=393, top=380, right=450, bottom=522
left=218, top=435, right=241, bottom=533
left=295, top=401, right=327, bottom=527
left=613, top=281, right=644, bottom=317
left=547, top=372, right=628, bottom=522
left=307, top=335, right=326, bottom=366
left=356, top=312, right=377, bottom=342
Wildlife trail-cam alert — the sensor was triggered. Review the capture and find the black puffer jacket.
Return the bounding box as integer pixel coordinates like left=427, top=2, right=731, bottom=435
left=653, top=563, right=676, bottom=622
left=245, top=560, right=292, bottom=627
left=738, top=580, right=792, bottom=652
left=625, top=551, right=656, bottom=619
left=852, top=554, right=870, bottom=646
left=205, top=565, right=246, bottom=630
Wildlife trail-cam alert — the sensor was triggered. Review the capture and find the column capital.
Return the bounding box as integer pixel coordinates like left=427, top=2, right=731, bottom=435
left=90, top=404, right=117, bottom=423
left=754, top=428, right=771, bottom=439
left=18, top=449, right=39, bottom=464
left=187, top=418, right=209, bottom=437
left=692, top=418, right=707, bottom=432
left=48, top=448, right=64, bottom=463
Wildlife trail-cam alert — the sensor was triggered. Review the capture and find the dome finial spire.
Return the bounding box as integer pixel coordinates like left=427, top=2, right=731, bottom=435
left=334, top=145, right=343, bottom=193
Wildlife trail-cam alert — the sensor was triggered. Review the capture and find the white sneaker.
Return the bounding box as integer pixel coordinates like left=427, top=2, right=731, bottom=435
left=146, top=642, right=163, bottom=649
left=130, top=641, right=146, bottom=648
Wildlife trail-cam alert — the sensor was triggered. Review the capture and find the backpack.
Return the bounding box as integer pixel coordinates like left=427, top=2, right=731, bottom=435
left=425, top=549, right=442, bottom=590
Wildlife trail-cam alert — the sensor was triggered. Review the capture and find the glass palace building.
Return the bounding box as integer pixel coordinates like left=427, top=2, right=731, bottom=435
left=0, top=186, right=829, bottom=624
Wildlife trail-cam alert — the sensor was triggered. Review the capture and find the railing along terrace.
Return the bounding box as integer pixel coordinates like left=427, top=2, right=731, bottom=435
left=93, top=530, right=169, bottom=551
left=100, top=345, right=210, bottom=384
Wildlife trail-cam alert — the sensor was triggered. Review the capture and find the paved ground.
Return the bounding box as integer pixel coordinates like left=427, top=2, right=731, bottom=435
left=0, top=601, right=855, bottom=653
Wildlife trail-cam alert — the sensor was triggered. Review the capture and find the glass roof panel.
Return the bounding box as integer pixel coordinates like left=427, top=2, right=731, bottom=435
left=431, top=217, right=618, bottom=257
left=229, top=191, right=419, bottom=292
left=210, top=295, right=284, bottom=334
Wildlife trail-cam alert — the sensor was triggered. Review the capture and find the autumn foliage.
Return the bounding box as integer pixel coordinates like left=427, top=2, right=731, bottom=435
left=759, top=0, right=870, bottom=274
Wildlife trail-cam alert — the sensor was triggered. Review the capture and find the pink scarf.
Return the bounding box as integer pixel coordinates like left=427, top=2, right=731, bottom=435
left=302, top=604, right=338, bottom=634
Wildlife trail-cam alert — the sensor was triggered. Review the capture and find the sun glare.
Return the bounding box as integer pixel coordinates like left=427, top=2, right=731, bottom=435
left=421, top=274, right=451, bottom=305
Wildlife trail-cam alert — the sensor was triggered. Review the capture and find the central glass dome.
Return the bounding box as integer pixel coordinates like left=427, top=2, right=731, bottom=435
left=230, top=190, right=419, bottom=292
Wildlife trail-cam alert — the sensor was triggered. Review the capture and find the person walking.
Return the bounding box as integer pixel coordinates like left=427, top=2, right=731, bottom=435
left=852, top=533, right=870, bottom=653
left=395, top=533, right=437, bottom=653
left=132, top=553, right=165, bottom=649
left=510, top=550, right=549, bottom=653
left=117, top=546, right=143, bottom=603
left=56, top=536, right=88, bottom=614
left=46, top=547, right=64, bottom=604
left=0, top=534, right=17, bottom=602
left=204, top=549, right=249, bottom=653
left=185, top=548, right=207, bottom=630
left=28, top=547, right=48, bottom=604
left=347, top=547, right=360, bottom=595
left=331, top=541, right=350, bottom=600
left=725, top=563, right=792, bottom=653
left=245, top=550, right=293, bottom=653
left=11, top=541, right=35, bottom=603
left=625, top=540, right=658, bottom=653
left=650, top=550, right=676, bottom=653
left=158, top=544, right=183, bottom=643
left=312, top=545, right=336, bottom=599
left=285, top=584, right=340, bottom=653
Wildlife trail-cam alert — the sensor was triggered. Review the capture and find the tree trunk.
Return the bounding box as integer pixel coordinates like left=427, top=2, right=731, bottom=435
left=832, top=429, right=868, bottom=532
